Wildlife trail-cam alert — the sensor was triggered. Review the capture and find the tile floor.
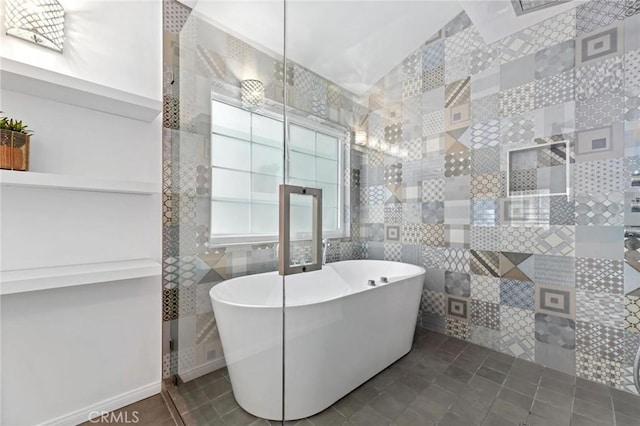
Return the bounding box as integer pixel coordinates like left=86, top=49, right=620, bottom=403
left=102, top=328, right=640, bottom=425
left=80, top=394, right=175, bottom=425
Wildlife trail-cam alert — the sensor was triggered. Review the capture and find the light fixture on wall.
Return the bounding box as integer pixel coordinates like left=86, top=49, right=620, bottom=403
left=4, top=0, right=65, bottom=52
left=354, top=130, right=367, bottom=146
left=240, top=79, right=265, bottom=110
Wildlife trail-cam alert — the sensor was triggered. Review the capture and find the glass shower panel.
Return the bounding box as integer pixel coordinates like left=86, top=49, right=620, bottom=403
left=167, top=0, right=286, bottom=423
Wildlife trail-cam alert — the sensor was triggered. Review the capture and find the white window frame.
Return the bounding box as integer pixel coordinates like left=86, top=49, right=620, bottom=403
left=209, top=96, right=348, bottom=246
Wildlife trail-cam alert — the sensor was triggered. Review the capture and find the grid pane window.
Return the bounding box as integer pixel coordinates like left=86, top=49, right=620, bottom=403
left=211, top=101, right=343, bottom=240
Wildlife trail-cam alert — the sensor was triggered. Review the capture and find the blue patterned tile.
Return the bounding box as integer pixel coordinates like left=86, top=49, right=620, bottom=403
left=500, top=279, right=535, bottom=310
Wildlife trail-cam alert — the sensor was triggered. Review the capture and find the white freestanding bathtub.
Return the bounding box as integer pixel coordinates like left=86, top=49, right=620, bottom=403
left=209, top=259, right=426, bottom=420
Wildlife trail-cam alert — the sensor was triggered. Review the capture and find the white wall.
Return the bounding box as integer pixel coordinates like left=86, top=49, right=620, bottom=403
left=2, top=278, right=161, bottom=426
left=0, top=0, right=161, bottom=101
left=0, top=1, right=163, bottom=425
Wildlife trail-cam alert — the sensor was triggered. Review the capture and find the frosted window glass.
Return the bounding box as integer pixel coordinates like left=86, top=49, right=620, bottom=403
left=252, top=174, right=280, bottom=203
left=317, top=182, right=337, bottom=207
left=211, top=134, right=250, bottom=171
left=211, top=201, right=251, bottom=235
left=252, top=115, right=283, bottom=147
left=316, top=157, right=338, bottom=183
left=289, top=178, right=315, bottom=190
left=290, top=125, right=315, bottom=154
left=316, top=133, right=338, bottom=159
left=212, top=102, right=250, bottom=139
left=323, top=207, right=338, bottom=231
left=212, top=168, right=250, bottom=201
left=252, top=204, right=278, bottom=234
left=290, top=202, right=313, bottom=235
left=252, top=144, right=283, bottom=177
left=290, top=151, right=315, bottom=180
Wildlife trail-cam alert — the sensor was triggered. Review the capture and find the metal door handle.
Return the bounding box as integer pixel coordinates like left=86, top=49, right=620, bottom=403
left=278, top=184, right=322, bottom=276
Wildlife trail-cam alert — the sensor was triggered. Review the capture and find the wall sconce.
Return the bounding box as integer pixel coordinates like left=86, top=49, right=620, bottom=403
left=240, top=79, right=265, bottom=110
left=5, top=0, right=65, bottom=52
left=354, top=130, right=367, bottom=146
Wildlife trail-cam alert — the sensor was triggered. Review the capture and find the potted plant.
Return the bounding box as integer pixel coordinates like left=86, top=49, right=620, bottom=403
left=0, top=113, right=32, bottom=171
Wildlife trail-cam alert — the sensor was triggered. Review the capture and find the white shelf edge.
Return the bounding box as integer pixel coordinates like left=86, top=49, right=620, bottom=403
left=0, top=170, right=160, bottom=194
left=0, top=57, right=162, bottom=122
left=0, top=259, right=161, bottom=295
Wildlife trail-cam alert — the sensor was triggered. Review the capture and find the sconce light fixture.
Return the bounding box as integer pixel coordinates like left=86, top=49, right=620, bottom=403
left=5, top=0, right=65, bottom=52
left=240, top=79, right=265, bottom=110
left=354, top=130, right=367, bottom=146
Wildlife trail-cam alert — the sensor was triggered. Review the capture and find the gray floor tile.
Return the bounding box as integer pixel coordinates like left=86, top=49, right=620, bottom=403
left=457, top=385, right=497, bottom=410
left=384, top=382, right=418, bottom=405
left=350, top=382, right=382, bottom=404
left=409, top=396, right=449, bottom=423
left=475, top=365, right=507, bottom=384
left=449, top=397, right=490, bottom=422
left=467, top=374, right=501, bottom=397
left=497, top=387, right=533, bottom=412
left=612, top=395, right=640, bottom=419
left=306, top=407, right=346, bottom=426
left=486, top=350, right=515, bottom=366
left=349, top=405, right=390, bottom=426
left=437, top=411, right=478, bottom=426
left=438, top=337, right=468, bottom=355
left=222, top=407, right=259, bottom=426
left=569, top=412, right=611, bottom=426
left=574, top=387, right=612, bottom=410
left=572, top=397, right=614, bottom=425
left=333, top=393, right=366, bottom=418
left=443, top=365, right=474, bottom=383
left=526, top=413, right=552, bottom=426
left=183, top=403, right=225, bottom=426
left=508, top=366, right=543, bottom=386
left=539, top=375, right=575, bottom=396
left=433, top=373, right=469, bottom=394
left=615, top=412, right=640, bottom=426
left=487, top=398, right=528, bottom=424
left=370, top=391, right=408, bottom=420
left=395, top=407, right=435, bottom=426
left=535, top=386, right=574, bottom=409
left=201, top=378, right=232, bottom=401
left=504, top=374, right=538, bottom=397
left=542, top=368, right=576, bottom=385
left=419, top=384, right=458, bottom=408
left=395, top=369, right=435, bottom=393
left=482, top=356, right=513, bottom=374
left=451, top=354, right=484, bottom=373
left=480, top=412, right=514, bottom=426
left=531, top=400, right=571, bottom=426
left=575, top=378, right=610, bottom=395
left=210, top=392, right=239, bottom=417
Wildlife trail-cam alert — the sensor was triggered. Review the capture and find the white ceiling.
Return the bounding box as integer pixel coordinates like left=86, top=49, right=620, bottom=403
left=191, top=1, right=463, bottom=95
left=188, top=0, right=582, bottom=96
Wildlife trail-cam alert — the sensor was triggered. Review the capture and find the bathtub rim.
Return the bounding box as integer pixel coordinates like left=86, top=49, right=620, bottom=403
left=209, top=259, right=426, bottom=309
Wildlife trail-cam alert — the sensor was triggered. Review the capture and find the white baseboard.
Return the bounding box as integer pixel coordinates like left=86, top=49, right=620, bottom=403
left=37, top=381, right=161, bottom=426
left=178, top=357, right=226, bottom=383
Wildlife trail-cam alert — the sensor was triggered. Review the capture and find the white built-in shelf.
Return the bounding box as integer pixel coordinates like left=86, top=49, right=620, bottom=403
left=0, top=259, right=161, bottom=295
left=0, top=57, right=162, bottom=122
left=0, top=170, right=160, bottom=194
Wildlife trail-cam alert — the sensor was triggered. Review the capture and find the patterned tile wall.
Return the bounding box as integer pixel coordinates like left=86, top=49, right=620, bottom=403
left=162, top=0, right=364, bottom=379
left=163, top=0, right=640, bottom=394
left=358, top=1, right=640, bottom=395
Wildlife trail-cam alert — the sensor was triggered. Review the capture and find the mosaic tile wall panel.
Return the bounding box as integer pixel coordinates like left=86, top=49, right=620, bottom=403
left=162, top=0, right=364, bottom=378
left=357, top=3, right=639, bottom=394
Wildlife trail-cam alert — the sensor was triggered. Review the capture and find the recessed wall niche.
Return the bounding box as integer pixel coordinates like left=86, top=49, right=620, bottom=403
left=507, top=141, right=570, bottom=198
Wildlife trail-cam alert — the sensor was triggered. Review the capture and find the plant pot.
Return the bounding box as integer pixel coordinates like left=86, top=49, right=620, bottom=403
left=0, top=129, right=29, bottom=171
